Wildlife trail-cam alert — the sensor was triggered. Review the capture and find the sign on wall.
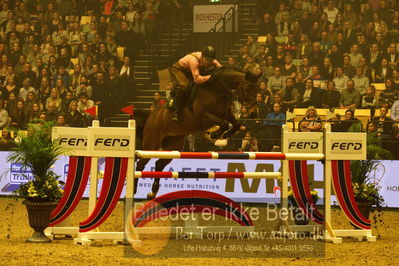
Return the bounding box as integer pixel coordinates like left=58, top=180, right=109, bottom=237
left=193, top=4, right=238, bottom=32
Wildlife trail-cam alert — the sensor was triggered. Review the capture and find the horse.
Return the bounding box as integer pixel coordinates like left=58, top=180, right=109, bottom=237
left=135, top=67, right=261, bottom=199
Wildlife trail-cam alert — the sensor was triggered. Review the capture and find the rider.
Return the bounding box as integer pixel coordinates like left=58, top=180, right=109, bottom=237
left=169, top=46, right=222, bottom=122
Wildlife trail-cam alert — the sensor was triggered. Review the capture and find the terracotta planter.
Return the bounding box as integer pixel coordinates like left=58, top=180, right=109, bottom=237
left=23, top=200, right=58, bottom=243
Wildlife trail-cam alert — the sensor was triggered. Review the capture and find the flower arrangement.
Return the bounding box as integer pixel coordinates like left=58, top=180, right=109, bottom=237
left=352, top=182, right=383, bottom=206
left=287, top=188, right=319, bottom=207
left=7, top=122, right=66, bottom=202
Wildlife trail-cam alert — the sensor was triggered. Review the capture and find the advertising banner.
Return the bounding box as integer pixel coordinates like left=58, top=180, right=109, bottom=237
left=193, top=5, right=237, bottom=32
left=0, top=152, right=397, bottom=207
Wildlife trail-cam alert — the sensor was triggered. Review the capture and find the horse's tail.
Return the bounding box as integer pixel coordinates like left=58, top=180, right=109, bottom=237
left=134, top=109, right=150, bottom=147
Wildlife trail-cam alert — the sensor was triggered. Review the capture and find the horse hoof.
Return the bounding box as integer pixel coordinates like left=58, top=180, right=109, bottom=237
left=147, top=192, right=156, bottom=200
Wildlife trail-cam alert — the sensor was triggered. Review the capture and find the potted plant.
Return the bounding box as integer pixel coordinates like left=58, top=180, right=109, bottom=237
left=287, top=188, right=319, bottom=225
left=7, top=122, right=65, bottom=243
left=349, top=123, right=392, bottom=222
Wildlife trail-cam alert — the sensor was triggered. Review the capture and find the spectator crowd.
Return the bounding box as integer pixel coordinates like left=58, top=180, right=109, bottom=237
left=210, top=0, right=399, bottom=156
left=0, top=0, right=191, bottom=137
left=1, top=0, right=399, bottom=157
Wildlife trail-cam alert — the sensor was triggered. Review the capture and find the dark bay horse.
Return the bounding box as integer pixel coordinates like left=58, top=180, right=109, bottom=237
left=135, top=67, right=261, bottom=199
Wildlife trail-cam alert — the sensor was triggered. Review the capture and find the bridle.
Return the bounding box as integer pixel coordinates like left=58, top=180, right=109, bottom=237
left=214, top=72, right=253, bottom=104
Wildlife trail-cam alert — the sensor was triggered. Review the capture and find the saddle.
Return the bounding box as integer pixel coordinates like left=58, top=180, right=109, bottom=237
left=166, top=82, right=198, bottom=111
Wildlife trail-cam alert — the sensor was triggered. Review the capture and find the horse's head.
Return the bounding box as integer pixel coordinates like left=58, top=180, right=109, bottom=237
left=237, top=71, right=262, bottom=118
left=209, top=67, right=261, bottom=118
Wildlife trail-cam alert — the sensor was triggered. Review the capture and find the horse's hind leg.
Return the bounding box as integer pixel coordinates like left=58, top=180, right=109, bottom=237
left=134, top=158, right=150, bottom=195
left=148, top=136, right=186, bottom=199
left=147, top=158, right=173, bottom=199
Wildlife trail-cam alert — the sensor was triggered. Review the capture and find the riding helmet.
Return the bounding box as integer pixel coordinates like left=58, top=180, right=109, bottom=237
left=201, top=46, right=216, bottom=60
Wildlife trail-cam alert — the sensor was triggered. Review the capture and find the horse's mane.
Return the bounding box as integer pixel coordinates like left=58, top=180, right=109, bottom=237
left=203, top=66, right=245, bottom=76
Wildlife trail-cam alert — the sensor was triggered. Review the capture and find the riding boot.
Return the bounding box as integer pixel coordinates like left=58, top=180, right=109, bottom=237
left=171, top=90, right=184, bottom=122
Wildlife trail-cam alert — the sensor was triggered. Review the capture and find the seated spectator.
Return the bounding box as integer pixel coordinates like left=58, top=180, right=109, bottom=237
left=255, top=93, right=268, bottom=119
left=352, top=67, right=369, bottom=95
left=238, top=45, right=250, bottom=67
left=38, top=112, right=47, bottom=123
left=70, top=64, right=83, bottom=92
left=386, top=42, right=398, bottom=69
left=295, top=72, right=306, bottom=92
left=75, top=76, right=93, bottom=99
left=77, top=92, right=95, bottom=124
left=269, top=93, right=287, bottom=113
left=53, top=66, right=70, bottom=91
left=342, top=55, right=355, bottom=78
left=259, top=12, right=276, bottom=36
left=46, top=88, right=63, bottom=112
left=243, top=56, right=260, bottom=73
left=153, top=91, right=166, bottom=108
left=0, top=128, right=16, bottom=150
left=267, top=67, right=285, bottom=94
left=46, top=102, right=60, bottom=122
left=378, top=79, right=398, bottom=108
left=65, top=100, right=84, bottom=127
left=375, top=58, right=392, bottom=82
left=2, top=76, right=18, bottom=101
left=254, top=45, right=267, bottom=64
left=333, top=67, right=350, bottom=93
left=361, top=86, right=377, bottom=110
left=28, top=102, right=41, bottom=123
left=262, top=102, right=286, bottom=151
left=263, top=102, right=286, bottom=126
left=56, top=114, right=69, bottom=127
left=393, top=69, right=399, bottom=89
left=320, top=31, right=332, bottom=55
left=348, top=44, right=364, bottom=67
left=372, top=107, right=393, bottom=138
left=61, top=91, right=74, bottom=114
left=296, top=34, right=311, bottom=59
left=280, top=77, right=299, bottom=111
left=357, top=58, right=372, bottom=81
left=308, top=65, right=324, bottom=87
left=274, top=44, right=286, bottom=66
left=246, top=35, right=259, bottom=58
left=322, top=80, right=340, bottom=109
left=299, top=78, right=323, bottom=108
left=239, top=106, right=258, bottom=132
left=297, top=57, right=311, bottom=78
left=299, top=106, right=322, bottom=132
left=10, top=99, right=28, bottom=129
left=5, top=93, right=17, bottom=115
left=239, top=131, right=258, bottom=152
left=320, top=57, right=334, bottom=81
left=339, top=109, right=361, bottom=132
left=308, top=41, right=323, bottom=66
left=281, top=54, right=297, bottom=77
left=226, top=56, right=239, bottom=67
left=24, top=91, right=38, bottom=114
left=0, top=99, right=8, bottom=129
left=339, top=80, right=361, bottom=109
left=369, top=43, right=383, bottom=69
left=18, top=78, right=36, bottom=101
left=367, top=122, right=378, bottom=136
left=54, top=78, right=69, bottom=99
left=390, top=98, right=399, bottom=121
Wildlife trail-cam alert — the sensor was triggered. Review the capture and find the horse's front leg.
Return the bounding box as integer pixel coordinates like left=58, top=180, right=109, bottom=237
left=200, top=112, right=231, bottom=139
left=222, top=108, right=241, bottom=139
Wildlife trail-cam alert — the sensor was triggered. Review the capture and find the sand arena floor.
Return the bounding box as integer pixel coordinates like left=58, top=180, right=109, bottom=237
left=1, top=198, right=398, bottom=266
